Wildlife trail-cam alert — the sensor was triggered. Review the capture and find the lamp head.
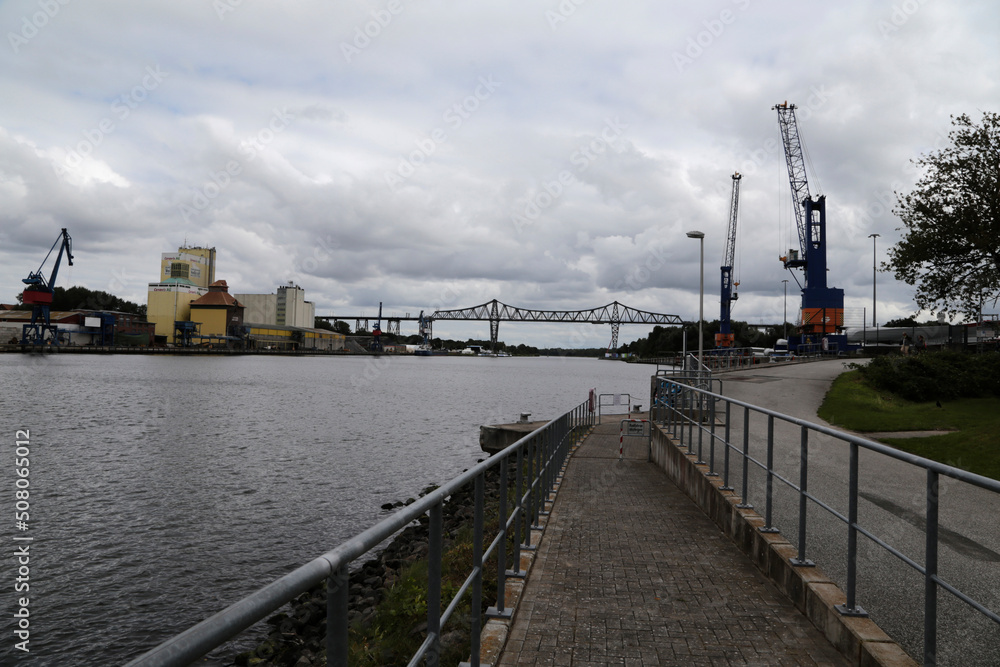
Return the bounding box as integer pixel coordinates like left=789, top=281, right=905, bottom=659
left=686, top=230, right=705, bottom=239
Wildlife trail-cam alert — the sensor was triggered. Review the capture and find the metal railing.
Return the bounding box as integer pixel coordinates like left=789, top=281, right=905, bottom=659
left=651, top=377, right=1000, bottom=666
left=125, top=400, right=594, bottom=667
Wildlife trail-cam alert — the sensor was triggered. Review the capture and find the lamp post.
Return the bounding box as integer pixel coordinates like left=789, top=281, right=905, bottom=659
left=781, top=279, right=788, bottom=339
left=686, top=230, right=705, bottom=368
left=869, top=233, right=880, bottom=345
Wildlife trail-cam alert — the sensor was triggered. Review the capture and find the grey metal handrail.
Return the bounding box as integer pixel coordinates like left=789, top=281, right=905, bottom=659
left=652, top=377, right=1000, bottom=666
left=124, top=400, right=594, bottom=667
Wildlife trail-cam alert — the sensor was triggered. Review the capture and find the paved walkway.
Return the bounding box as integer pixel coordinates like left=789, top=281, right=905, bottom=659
left=496, top=418, right=849, bottom=667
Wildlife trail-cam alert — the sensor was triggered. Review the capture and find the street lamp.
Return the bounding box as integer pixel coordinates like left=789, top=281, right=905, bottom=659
left=781, top=279, right=789, bottom=339
left=869, top=233, right=880, bottom=344
left=686, top=230, right=705, bottom=368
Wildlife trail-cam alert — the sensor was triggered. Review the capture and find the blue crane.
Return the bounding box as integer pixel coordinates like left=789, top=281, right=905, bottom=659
left=717, top=172, right=741, bottom=347
left=774, top=102, right=846, bottom=352
left=21, top=228, right=74, bottom=345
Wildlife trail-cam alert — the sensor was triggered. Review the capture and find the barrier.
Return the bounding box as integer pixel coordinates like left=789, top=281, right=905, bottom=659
left=652, top=377, right=1000, bottom=665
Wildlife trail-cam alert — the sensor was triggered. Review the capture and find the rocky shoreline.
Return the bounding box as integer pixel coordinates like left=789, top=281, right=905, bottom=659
left=233, top=461, right=512, bottom=667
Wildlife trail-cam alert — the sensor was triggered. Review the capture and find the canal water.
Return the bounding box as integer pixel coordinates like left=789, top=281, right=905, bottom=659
left=0, top=353, right=657, bottom=665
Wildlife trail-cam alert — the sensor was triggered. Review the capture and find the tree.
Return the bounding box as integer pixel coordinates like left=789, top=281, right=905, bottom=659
left=886, top=111, right=1000, bottom=320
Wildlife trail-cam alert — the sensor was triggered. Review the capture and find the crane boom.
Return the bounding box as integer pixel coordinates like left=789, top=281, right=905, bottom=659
left=717, top=172, right=741, bottom=347
left=774, top=103, right=811, bottom=259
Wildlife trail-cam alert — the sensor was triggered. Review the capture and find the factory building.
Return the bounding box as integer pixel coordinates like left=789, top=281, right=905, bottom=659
left=0, top=310, right=154, bottom=346
left=188, top=280, right=245, bottom=340
left=234, top=283, right=314, bottom=329
left=143, top=245, right=341, bottom=350
left=245, top=324, right=344, bottom=351
left=146, top=245, right=217, bottom=344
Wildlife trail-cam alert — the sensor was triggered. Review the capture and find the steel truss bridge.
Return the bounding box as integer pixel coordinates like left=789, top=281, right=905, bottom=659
left=318, top=300, right=685, bottom=350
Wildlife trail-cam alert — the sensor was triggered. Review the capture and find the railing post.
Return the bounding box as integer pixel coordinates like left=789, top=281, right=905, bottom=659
left=468, top=473, right=485, bottom=666
left=790, top=426, right=814, bottom=567
left=510, top=447, right=526, bottom=574
left=835, top=442, right=868, bottom=617
left=326, top=563, right=349, bottom=667
left=696, top=388, right=706, bottom=464
left=533, top=432, right=543, bottom=528
left=925, top=469, right=940, bottom=665
left=427, top=502, right=443, bottom=667
left=488, top=458, right=512, bottom=619
left=686, top=387, right=694, bottom=455
left=721, top=400, right=733, bottom=490
left=737, top=406, right=752, bottom=509
left=761, top=415, right=779, bottom=533
left=706, top=394, right=718, bottom=476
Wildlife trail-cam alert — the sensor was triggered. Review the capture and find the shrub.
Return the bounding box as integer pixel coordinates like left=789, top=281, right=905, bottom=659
left=857, top=351, right=1000, bottom=402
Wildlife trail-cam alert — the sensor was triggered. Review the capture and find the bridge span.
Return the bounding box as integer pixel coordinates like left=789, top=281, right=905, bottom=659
left=318, top=299, right=686, bottom=350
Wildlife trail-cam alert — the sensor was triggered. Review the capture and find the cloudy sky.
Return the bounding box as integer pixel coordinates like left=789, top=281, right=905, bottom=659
left=1, top=0, right=996, bottom=347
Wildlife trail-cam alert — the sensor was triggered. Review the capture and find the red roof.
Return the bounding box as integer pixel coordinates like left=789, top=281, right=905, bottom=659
left=190, top=280, right=243, bottom=308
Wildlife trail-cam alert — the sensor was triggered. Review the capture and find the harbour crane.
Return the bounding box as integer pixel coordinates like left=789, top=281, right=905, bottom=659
left=716, top=172, right=741, bottom=347
left=21, top=228, right=74, bottom=345
left=773, top=102, right=846, bottom=352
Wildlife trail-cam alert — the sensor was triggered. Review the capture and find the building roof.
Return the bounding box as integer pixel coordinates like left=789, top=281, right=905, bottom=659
left=189, top=292, right=243, bottom=308
left=189, top=280, right=243, bottom=308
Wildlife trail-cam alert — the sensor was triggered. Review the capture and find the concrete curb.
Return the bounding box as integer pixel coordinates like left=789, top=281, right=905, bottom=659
left=649, top=425, right=917, bottom=667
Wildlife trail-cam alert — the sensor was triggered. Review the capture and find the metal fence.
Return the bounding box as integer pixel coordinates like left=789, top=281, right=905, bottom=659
left=651, top=377, right=1000, bottom=666
left=125, top=400, right=594, bottom=667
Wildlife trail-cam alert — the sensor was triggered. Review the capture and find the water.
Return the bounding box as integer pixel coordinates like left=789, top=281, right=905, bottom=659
left=0, top=353, right=655, bottom=665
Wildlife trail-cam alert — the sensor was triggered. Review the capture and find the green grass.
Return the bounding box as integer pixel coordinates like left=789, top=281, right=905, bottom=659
left=819, top=370, right=1000, bottom=481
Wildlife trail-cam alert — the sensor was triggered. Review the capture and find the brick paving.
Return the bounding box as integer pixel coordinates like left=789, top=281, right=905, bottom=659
left=496, top=420, right=849, bottom=667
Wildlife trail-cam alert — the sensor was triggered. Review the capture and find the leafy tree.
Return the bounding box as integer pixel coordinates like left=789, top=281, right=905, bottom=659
left=332, top=320, right=351, bottom=335
left=313, top=318, right=335, bottom=331
left=886, top=112, right=1000, bottom=320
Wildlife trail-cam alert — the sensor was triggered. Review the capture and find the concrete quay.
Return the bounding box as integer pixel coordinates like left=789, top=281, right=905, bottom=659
left=489, top=364, right=922, bottom=666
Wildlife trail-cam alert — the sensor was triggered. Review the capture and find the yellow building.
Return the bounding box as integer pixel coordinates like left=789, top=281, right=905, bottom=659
left=147, top=245, right=217, bottom=343
left=247, top=324, right=345, bottom=351
left=147, top=282, right=205, bottom=343
left=158, top=247, right=216, bottom=288
left=188, top=281, right=245, bottom=343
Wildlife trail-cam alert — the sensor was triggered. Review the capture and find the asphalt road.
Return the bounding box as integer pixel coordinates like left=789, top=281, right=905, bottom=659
left=686, top=359, right=1000, bottom=667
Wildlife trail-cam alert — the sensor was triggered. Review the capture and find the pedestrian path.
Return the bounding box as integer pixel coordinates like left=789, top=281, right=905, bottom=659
left=496, top=418, right=849, bottom=666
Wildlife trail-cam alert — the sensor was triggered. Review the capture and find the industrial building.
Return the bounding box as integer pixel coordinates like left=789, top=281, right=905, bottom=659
left=146, top=245, right=218, bottom=344
left=235, top=283, right=315, bottom=329
left=144, top=245, right=342, bottom=351
left=0, top=310, right=155, bottom=346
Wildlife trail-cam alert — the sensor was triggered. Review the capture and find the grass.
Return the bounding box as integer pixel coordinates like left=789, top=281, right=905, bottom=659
left=819, top=370, right=1000, bottom=481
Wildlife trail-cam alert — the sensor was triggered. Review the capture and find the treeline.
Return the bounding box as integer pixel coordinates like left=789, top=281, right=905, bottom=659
left=14, top=285, right=146, bottom=316
left=620, top=320, right=789, bottom=358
